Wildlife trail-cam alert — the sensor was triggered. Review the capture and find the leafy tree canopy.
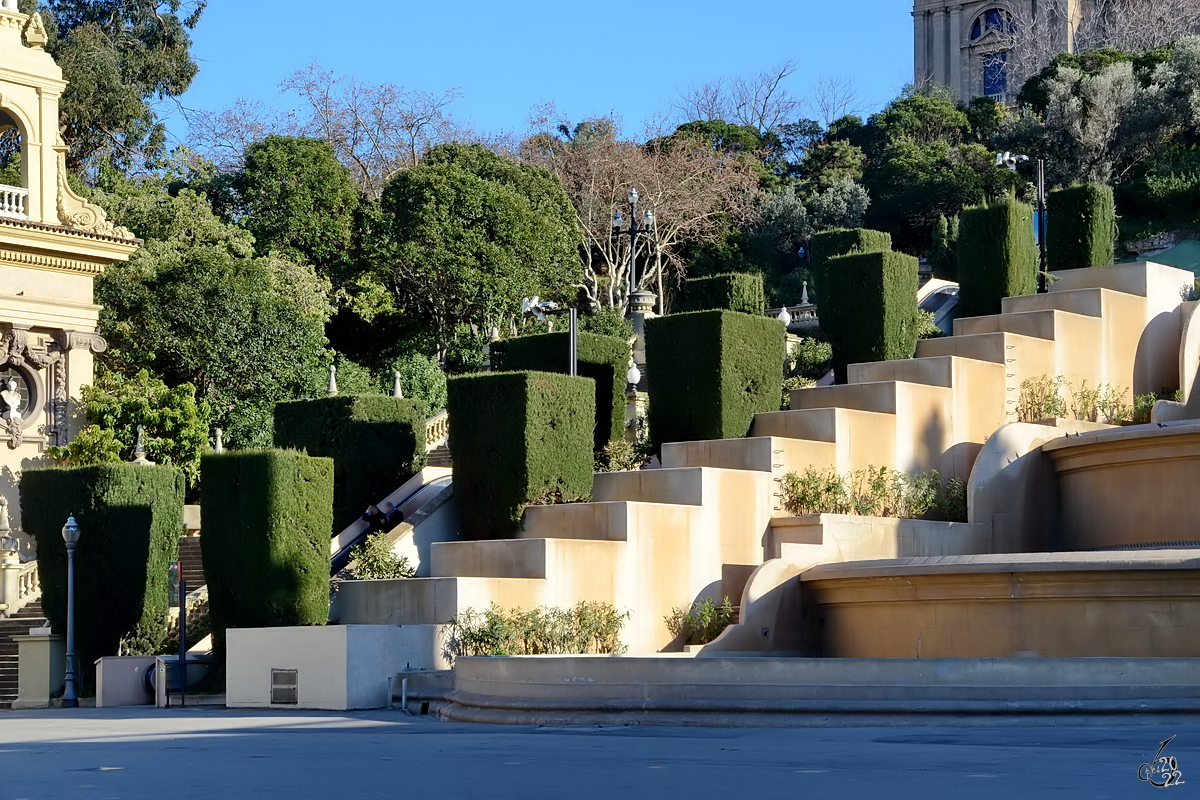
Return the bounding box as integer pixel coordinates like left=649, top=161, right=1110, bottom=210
left=23, top=0, right=205, bottom=172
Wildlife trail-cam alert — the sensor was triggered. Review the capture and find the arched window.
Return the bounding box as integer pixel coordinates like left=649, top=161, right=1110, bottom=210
left=970, top=8, right=1016, bottom=40
left=0, top=110, right=20, bottom=187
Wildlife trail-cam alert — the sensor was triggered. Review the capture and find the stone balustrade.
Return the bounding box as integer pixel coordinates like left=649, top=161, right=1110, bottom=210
left=0, top=184, right=28, bottom=220
left=424, top=410, right=449, bottom=453
left=1, top=558, right=39, bottom=617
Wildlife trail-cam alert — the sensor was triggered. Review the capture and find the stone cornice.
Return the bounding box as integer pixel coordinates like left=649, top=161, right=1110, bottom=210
left=0, top=218, right=139, bottom=276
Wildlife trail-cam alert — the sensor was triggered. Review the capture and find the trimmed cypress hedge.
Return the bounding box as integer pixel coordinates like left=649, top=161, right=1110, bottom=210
left=957, top=198, right=1039, bottom=318
left=679, top=273, right=765, bottom=315
left=825, top=250, right=920, bottom=380
left=810, top=228, right=892, bottom=364
left=448, top=371, right=594, bottom=540
left=1047, top=184, right=1116, bottom=271
left=491, top=331, right=630, bottom=451
left=274, top=395, right=426, bottom=533
left=20, top=464, right=184, bottom=687
left=200, top=451, right=333, bottom=657
left=645, top=310, right=786, bottom=448
left=931, top=214, right=960, bottom=281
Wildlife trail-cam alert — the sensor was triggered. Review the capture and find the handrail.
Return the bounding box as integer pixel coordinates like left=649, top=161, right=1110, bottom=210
left=425, top=410, right=449, bottom=453
left=0, top=184, right=29, bottom=220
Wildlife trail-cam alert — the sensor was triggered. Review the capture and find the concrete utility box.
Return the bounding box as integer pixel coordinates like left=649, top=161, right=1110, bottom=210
left=95, top=656, right=156, bottom=707
left=227, top=625, right=430, bottom=710
left=11, top=629, right=64, bottom=710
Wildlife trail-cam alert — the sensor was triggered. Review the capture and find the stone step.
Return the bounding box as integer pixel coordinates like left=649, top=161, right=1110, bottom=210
left=954, top=308, right=1099, bottom=341
left=660, top=436, right=837, bottom=476
left=1001, top=287, right=1113, bottom=318
left=791, top=380, right=951, bottom=416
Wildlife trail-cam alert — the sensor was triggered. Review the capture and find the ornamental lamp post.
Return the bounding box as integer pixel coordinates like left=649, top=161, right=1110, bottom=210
left=61, top=514, right=80, bottom=709
left=612, top=188, right=657, bottom=318
left=997, top=150, right=1047, bottom=289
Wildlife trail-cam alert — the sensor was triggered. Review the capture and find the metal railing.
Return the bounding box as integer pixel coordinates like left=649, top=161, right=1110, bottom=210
left=0, top=184, right=28, bottom=220
left=424, top=410, right=449, bottom=453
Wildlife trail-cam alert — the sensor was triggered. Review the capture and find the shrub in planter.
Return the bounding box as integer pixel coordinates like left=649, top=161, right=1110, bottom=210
left=1047, top=183, right=1116, bottom=270
left=957, top=197, right=1038, bottom=318
left=448, top=371, right=594, bottom=540
left=200, top=451, right=333, bottom=656
left=274, top=395, right=425, bottom=533
left=645, top=310, right=786, bottom=448
left=491, top=331, right=630, bottom=451
left=20, top=464, right=185, bottom=687
left=678, top=272, right=765, bottom=315
left=824, top=250, right=920, bottom=381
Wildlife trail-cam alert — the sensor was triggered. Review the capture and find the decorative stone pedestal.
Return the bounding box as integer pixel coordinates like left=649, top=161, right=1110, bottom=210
left=11, top=628, right=64, bottom=709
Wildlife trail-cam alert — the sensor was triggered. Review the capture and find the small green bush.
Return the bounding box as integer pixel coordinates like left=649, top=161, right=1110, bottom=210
left=20, top=464, right=185, bottom=686
left=665, top=596, right=738, bottom=646
left=1047, top=184, right=1116, bottom=270
left=200, top=451, right=333, bottom=657
left=348, top=533, right=416, bottom=580
left=644, top=310, right=786, bottom=449
left=491, top=331, right=630, bottom=451
left=274, top=395, right=426, bottom=533
left=957, top=197, right=1038, bottom=318
left=931, top=214, right=960, bottom=281
left=679, top=272, right=765, bottom=315
left=779, top=465, right=961, bottom=520
left=382, top=353, right=447, bottom=416
left=1016, top=375, right=1068, bottom=421
left=446, top=602, right=629, bottom=658
left=448, top=371, right=595, bottom=539
left=823, top=250, right=920, bottom=382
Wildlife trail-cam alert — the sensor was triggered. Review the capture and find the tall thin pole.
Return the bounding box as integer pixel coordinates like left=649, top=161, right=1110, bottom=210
left=1037, top=158, right=1047, bottom=292
left=178, top=577, right=187, bottom=708
left=62, top=541, right=77, bottom=708
left=627, top=195, right=639, bottom=304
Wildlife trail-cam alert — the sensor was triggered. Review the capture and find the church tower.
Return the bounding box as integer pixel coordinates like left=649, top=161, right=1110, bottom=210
left=0, top=0, right=139, bottom=545
left=914, top=0, right=1086, bottom=102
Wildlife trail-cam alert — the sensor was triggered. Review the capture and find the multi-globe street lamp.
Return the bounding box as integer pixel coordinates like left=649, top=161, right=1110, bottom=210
left=612, top=188, right=657, bottom=317
left=997, top=150, right=1048, bottom=285
left=61, top=513, right=80, bottom=709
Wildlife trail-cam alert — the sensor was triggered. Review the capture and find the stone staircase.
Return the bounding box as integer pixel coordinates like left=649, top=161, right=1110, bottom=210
left=340, top=262, right=1196, bottom=654
left=0, top=599, right=46, bottom=708
left=177, top=535, right=205, bottom=590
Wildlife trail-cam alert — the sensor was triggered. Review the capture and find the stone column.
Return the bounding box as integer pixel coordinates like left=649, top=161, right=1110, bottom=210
left=949, top=5, right=964, bottom=99
left=913, top=10, right=927, bottom=83
left=931, top=7, right=948, bottom=86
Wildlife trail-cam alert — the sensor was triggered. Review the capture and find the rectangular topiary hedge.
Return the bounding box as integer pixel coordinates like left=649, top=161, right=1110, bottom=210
left=1047, top=183, right=1116, bottom=271
left=809, top=228, right=892, bottom=359
left=825, top=250, right=920, bottom=380
left=645, top=310, right=786, bottom=449
left=957, top=197, right=1039, bottom=318
left=21, top=464, right=184, bottom=688
left=931, top=214, right=960, bottom=281
left=200, top=451, right=333, bottom=657
left=490, top=331, right=630, bottom=451
left=448, top=371, right=595, bottom=540
left=679, top=273, right=765, bottom=315
left=274, top=395, right=425, bottom=534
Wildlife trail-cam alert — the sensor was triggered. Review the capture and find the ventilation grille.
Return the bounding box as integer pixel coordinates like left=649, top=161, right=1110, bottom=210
left=270, top=669, right=298, bottom=705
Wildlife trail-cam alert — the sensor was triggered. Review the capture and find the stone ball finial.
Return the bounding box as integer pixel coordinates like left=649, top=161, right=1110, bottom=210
left=1, top=0, right=19, bottom=12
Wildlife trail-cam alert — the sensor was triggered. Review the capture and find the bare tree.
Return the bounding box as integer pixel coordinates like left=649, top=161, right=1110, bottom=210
left=807, top=76, right=869, bottom=127
left=184, top=98, right=296, bottom=172
left=523, top=115, right=761, bottom=311
left=674, top=60, right=805, bottom=134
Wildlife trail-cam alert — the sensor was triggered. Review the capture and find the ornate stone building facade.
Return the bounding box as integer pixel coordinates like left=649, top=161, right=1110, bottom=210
left=0, top=1, right=139, bottom=546
left=914, top=0, right=1086, bottom=102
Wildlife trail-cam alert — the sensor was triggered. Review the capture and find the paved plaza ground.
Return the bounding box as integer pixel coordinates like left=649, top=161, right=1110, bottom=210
left=0, top=707, right=1194, bottom=798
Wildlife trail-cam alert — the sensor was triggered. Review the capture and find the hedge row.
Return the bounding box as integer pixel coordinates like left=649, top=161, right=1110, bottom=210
left=21, top=464, right=184, bottom=688
left=645, top=310, right=786, bottom=448
left=957, top=197, right=1038, bottom=318
left=491, top=331, right=629, bottom=451
left=201, top=451, right=333, bottom=657
left=931, top=214, right=960, bottom=281
left=447, top=371, right=595, bottom=540
left=679, top=273, right=765, bottom=315
left=1047, top=183, right=1116, bottom=271
left=825, top=250, right=920, bottom=379
left=274, top=395, right=425, bottom=533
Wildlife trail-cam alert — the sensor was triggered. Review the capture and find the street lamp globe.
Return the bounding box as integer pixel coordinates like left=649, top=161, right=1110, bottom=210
left=777, top=306, right=793, bottom=327
left=626, top=363, right=642, bottom=386
left=628, top=188, right=639, bottom=206
left=61, top=514, right=80, bottom=545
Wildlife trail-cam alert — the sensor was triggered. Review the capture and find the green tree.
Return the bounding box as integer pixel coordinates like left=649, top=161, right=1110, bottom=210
left=231, top=135, right=361, bottom=281
left=22, top=0, right=205, bottom=171
left=92, top=180, right=332, bottom=449
left=375, top=144, right=578, bottom=355
left=48, top=370, right=211, bottom=489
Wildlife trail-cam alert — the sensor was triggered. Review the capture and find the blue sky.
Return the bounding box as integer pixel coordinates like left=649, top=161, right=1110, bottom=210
left=168, top=0, right=915, bottom=144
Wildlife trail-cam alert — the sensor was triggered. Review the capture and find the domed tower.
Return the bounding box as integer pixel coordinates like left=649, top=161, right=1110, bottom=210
left=0, top=1, right=138, bottom=545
